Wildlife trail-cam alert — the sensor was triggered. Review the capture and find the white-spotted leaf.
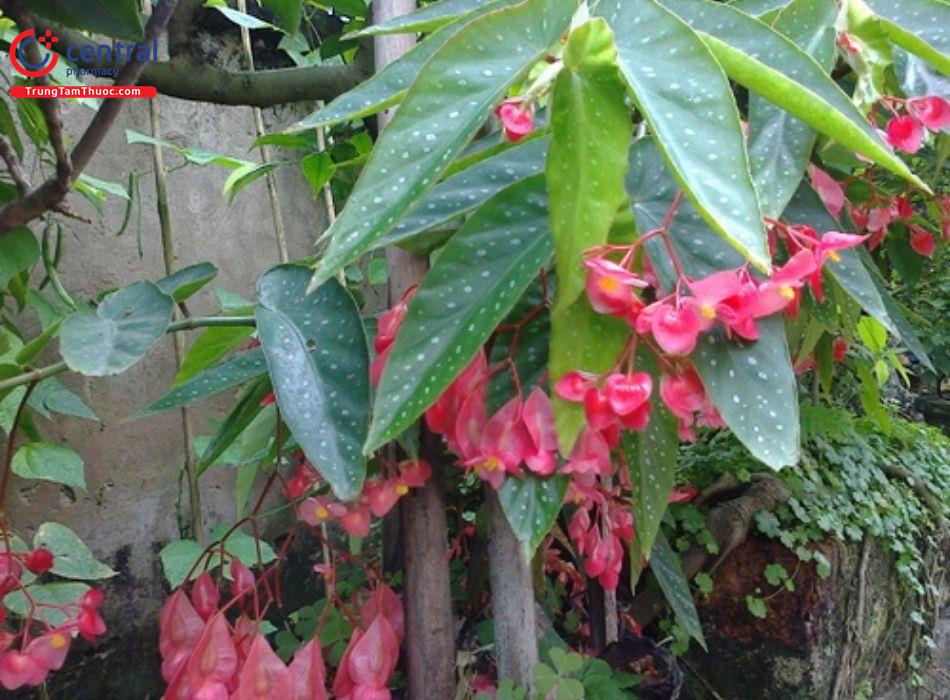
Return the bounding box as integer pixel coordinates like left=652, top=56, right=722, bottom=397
left=311, top=0, right=578, bottom=288
left=651, top=532, right=707, bottom=649
left=256, top=266, right=369, bottom=500
left=366, top=175, right=552, bottom=452
left=350, top=0, right=516, bottom=36
left=498, top=474, right=567, bottom=557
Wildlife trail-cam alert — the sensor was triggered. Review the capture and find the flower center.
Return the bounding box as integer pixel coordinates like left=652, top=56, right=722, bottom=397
left=315, top=505, right=329, bottom=520
left=699, top=304, right=717, bottom=320
left=779, top=285, right=795, bottom=300
left=50, top=633, right=67, bottom=649
left=597, top=276, right=621, bottom=293
left=827, top=250, right=841, bottom=263
left=395, top=484, right=409, bottom=495
left=482, top=457, right=501, bottom=472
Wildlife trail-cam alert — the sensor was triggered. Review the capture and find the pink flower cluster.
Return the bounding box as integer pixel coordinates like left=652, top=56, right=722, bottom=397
left=332, top=585, right=403, bottom=700
left=884, top=95, right=950, bottom=154
left=0, top=584, right=105, bottom=691
left=565, top=488, right=633, bottom=590
left=297, top=459, right=430, bottom=537
left=161, top=560, right=330, bottom=699
left=426, top=349, right=559, bottom=489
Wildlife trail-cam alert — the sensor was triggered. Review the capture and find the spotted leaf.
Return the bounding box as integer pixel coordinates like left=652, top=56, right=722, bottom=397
left=548, top=18, right=633, bottom=310
left=597, top=0, right=768, bottom=272
left=749, top=0, right=837, bottom=218
left=498, top=474, right=567, bottom=557
left=658, top=0, right=927, bottom=191
left=350, top=0, right=516, bottom=36
left=256, top=266, right=369, bottom=500
left=311, top=0, right=578, bottom=288
left=136, top=348, right=267, bottom=417
left=651, top=532, right=706, bottom=649
left=627, top=139, right=800, bottom=469
left=866, top=0, right=950, bottom=74
left=378, top=136, right=549, bottom=252
left=622, top=348, right=679, bottom=588
left=366, top=175, right=552, bottom=452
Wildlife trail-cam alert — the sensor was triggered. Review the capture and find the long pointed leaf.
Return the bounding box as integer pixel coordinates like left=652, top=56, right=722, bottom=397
left=651, top=532, right=707, bottom=649
left=256, top=267, right=369, bottom=500
left=547, top=18, right=632, bottom=310
left=749, top=0, right=837, bottom=217
left=379, top=136, right=549, bottom=250
left=350, top=0, right=515, bottom=36
left=366, top=175, right=552, bottom=452
left=311, top=0, right=578, bottom=288
left=598, top=0, right=770, bottom=271
left=498, top=474, right=568, bottom=557
left=658, top=0, right=927, bottom=191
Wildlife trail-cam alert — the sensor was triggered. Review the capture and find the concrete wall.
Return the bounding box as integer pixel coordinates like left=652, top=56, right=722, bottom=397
left=4, top=89, right=327, bottom=644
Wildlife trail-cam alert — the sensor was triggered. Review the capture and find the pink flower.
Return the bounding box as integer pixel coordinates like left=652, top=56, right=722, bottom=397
left=584, top=258, right=648, bottom=316
left=583, top=387, right=615, bottom=431
left=346, top=615, right=399, bottom=696
left=668, top=485, right=699, bottom=504
left=159, top=591, right=205, bottom=682
left=554, top=370, right=597, bottom=402
left=659, top=369, right=707, bottom=421
left=232, top=636, right=294, bottom=699
left=371, top=288, right=416, bottom=387
left=753, top=250, right=817, bottom=317
left=495, top=100, right=534, bottom=142
left=191, top=572, right=220, bottom=621
left=362, top=478, right=401, bottom=518
left=425, top=351, right=488, bottom=453
left=647, top=301, right=703, bottom=356
left=360, top=585, right=405, bottom=644
left=523, top=389, right=559, bottom=476
left=289, top=639, right=328, bottom=700
left=562, top=427, right=611, bottom=484
left=466, top=397, right=533, bottom=488
left=22, top=548, right=54, bottom=574
left=0, top=650, right=47, bottom=690
left=603, top=372, right=652, bottom=416
left=885, top=115, right=924, bottom=153
left=833, top=337, right=849, bottom=362
left=866, top=204, right=895, bottom=233
left=907, top=95, right=950, bottom=131
left=909, top=225, right=936, bottom=256
left=24, top=632, right=71, bottom=673
left=810, top=231, right=867, bottom=301
left=341, top=507, right=372, bottom=537
left=808, top=165, right=845, bottom=219
left=230, top=559, right=256, bottom=599
left=298, top=496, right=335, bottom=526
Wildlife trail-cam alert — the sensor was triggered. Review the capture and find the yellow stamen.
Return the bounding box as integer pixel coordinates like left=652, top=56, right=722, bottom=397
left=395, top=484, right=409, bottom=495
left=50, top=634, right=67, bottom=649
left=779, top=285, right=795, bottom=301
left=315, top=505, right=330, bottom=520
left=482, top=457, right=501, bottom=472
left=699, top=304, right=717, bottom=320
left=827, top=250, right=841, bottom=263
left=597, top=276, right=621, bottom=293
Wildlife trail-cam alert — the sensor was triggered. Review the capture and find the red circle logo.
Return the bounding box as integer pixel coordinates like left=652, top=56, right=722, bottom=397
left=9, top=29, right=60, bottom=78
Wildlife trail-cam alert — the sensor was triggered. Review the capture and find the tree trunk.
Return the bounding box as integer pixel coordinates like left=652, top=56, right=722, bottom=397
left=486, top=488, right=539, bottom=689
left=374, top=3, right=456, bottom=697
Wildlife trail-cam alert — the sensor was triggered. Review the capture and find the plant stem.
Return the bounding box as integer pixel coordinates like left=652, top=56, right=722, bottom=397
left=0, top=382, right=38, bottom=516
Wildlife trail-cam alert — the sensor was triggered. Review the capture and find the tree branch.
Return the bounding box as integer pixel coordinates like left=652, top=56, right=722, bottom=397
left=0, top=0, right=178, bottom=235
left=30, top=19, right=370, bottom=108
left=0, top=136, right=31, bottom=195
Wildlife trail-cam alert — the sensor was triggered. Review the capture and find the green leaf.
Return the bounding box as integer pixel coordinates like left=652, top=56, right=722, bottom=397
left=261, top=0, right=303, bottom=32
left=0, top=228, right=40, bottom=289
left=137, top=348, right=267, bottom=417
left=207, top=2, right=281, bottom=30
left=290, top=20, right=462, bottom=131
left=311, top=0, right=578, bottom=287
left=29, top=0, right=144, bottom=40
left=125, top=129, right=251, bottom=170
left=651, top=531, right=706, bottom=649
left=256, top=266, right=369, bottom=500
left=174, top=323, right=256, bottom=385
left=351, top=0, right=513, bottom=36
left=12, top=442, right=85, bottom=489
left=158, top=539, right=205, bottom=588
left=27, top=378, right=97, bottom=421
left=658, top=0, right=927, bottom=191
left=59, top=282, right=174, bottom=376
left=599, top=0, right=769, bottom=271
left=550, top=299, right=629, bottom=454
left=0, top=99, right=23, bottom=161
left=156, top=262, right=219, bottom=302
left=223, top=162, right=281, bottom=201
left=4, top=582, right=89, bottom=627
left=694, top=571, right=714, bottom=595
left=547, top=18, right=632, bottom=310
left=627, top=139, right=799, bottom=469
left=498, top=474, right=568, bottom=557
left=730, top=0, right=793, bottom=16
left=159, top=528, right=279, bottom=589
left=623, top=349, right=679, bottom=588
left=14, top=318, right=62, bottom=365
left=300, top=152, right=335, bottom=197
left=197, top=379, right=270, bottom=475
left=379, top=136, right=549, bottom=251
left=33, top=522, right=116, bottom=580
left=748, top=0, right=837, bottom=218
left=366, top=175, right=552, bottom=452
left=893, top=46, right=950, bottom=98
left=866, top=0, right=950, bottom=74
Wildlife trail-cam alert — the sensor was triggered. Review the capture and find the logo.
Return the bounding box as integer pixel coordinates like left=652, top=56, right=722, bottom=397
left=9, top=29, right=60, bottom=78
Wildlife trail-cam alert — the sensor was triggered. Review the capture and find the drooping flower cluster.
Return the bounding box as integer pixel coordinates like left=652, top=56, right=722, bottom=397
left=332, top=585, right=403, bottom=700
left=425, top=349, right=559, bottom=489
left=564, top=483, right=634, bottom=590
left=298, top=459, right=431, bottom=536
left=883, top=95, right=950, bottom=154
left=160, top=560, right=331, bottom=699
left=0, top=551, right=106, bottom=692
